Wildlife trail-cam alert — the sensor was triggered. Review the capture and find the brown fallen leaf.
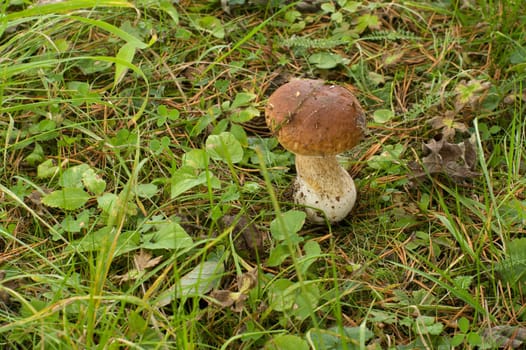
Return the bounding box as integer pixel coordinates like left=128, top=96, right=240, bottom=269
left=113, top=250, right=163, bottom=284
left=210, top=269, right=258, bottom=312
left=481, top=325, right=526, bottom=349
left=429, top=111, right=469, bottom=139
left=221, top=215, right=266, bottom=260
left=134, top=250, right=163, bottom=271
left=409, top=133, right=479, bottom=180
left=454, top=79, right=491, bottom=112
left=0, top=271, right=22, bottom=312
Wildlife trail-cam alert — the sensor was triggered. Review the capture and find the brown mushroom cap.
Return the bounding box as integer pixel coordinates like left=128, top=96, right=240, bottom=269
left=265, top=78, right=366, bottom=156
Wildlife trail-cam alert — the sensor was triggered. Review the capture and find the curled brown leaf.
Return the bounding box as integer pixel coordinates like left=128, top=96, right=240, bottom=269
left=409, top=133, right=479, bottom=181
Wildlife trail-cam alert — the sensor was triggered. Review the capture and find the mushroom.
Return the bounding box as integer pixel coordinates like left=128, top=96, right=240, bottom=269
left=265, top=78, right=366, bottom=223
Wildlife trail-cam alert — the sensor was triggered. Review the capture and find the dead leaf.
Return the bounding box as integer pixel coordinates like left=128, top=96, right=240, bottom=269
left=0, top=271, right=21, bottom=312
left=409, top=133, right=479, bottom=180
left=237, top=268, right=258, bottom=293
left=0, top=271, right=10, bottom=305
left=429, top=111, right=468, bottom=139
left=382, top=48, right=405, bottom=68
left=210, top=289, right=237, bottom=308
left=134, top=250, right=163, bottom=272
left=210, top=269, right=258, bottom=312
left=482, top=325, right=526, bottom=349
left=155, top=259, right=225, bottom=307
left=113, top=251, right=163, bottom=284
left=210, top=290, right=248, bottom=312
left=221, top=215, right=265, bottom=259
left=454, top=79, right=491, bottom=111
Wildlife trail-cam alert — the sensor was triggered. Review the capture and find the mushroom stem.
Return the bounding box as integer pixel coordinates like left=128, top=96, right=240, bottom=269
left=293, top=155, right=356, bottom=223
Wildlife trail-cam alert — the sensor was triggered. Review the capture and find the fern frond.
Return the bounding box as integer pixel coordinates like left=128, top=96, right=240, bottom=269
left=361, top=29, right=420, bottom=42
left=281, top=35, right=347, bottom=49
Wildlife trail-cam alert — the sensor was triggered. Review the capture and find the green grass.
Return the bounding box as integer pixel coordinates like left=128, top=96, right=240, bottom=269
left=1, top=0, right=526, bottom=348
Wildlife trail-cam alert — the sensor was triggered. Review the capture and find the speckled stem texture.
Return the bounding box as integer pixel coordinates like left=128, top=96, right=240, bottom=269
left=293, top=155, right=356, bottom=223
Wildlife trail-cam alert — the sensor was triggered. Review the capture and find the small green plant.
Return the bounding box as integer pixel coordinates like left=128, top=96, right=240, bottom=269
left=495, top=238, right=526, bottom=289
left=265, top=210, right=322, bottom=320
left=450, top=317, right=483, bottom=348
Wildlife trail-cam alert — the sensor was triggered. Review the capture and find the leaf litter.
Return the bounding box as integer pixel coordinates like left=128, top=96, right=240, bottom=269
left=409, top=113, right=479, bottom=181
left=210, top=268, right=258, bottom=312
left=113, top=250, right=163, bottom=284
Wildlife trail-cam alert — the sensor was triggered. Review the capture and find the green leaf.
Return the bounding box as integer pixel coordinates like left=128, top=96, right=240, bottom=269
left=82, top=168, right=106, bottom=195
left=267, top=243, right=290, bottom=267
left=149, top=136, right=170, bottom=154
left=496, top=237, right=526, bottom=285
left=230, top=92, right=257, bottom=109
left=354, top=13, right=380, bottom=34
left=156, top=105, right=180, bottom=126
left=458, top=317, right=470, bottom=334
left=5, top=0, right=133, bottom=22
left=67, top=227, right=139, bottom=256
left=453, top=275, right=474, bottom=290
left=37, top=159, right=59, bottom=179
left=134, top=183, right=158, bottom=199
left=197, top=15, right=225, bottom=39
left=264, top=334, right=309, bottom=350
left=309, top=326, right=374, bottom=350
left=414, top=316, right=444, bottom=335
left=290, top=283, right=320, bottom=320
left=75, top=59, right=113, bottom=74
left=110, top=129, right=138, bottom=147
left=299, top=241, right=321, bottom=274
left=182, top=149, right=209, bottom=169
left=466, top=332, right=482, bottom=346
left=60, top=164, right=91, bottom=188
left=114, top=42, right=137, bottom=86
left=367, top=144, right=404, bottom=171
left=42, top=188, right=90, bottom=211
left=97, top=193, right=118, bottom=214
left=159, top=0, right=179, bottom=25
left=176, top=259, right=224, bottom=297
left=171, top=167, right=210, bottom=199
left=25, top=143, right=45, bottom=166
left=61, top=210, right=90, bottom=233
left=308, top=52, right=347, bottom=69
left=156, top=259, right=224, bottom=306
left=70, top=15, right=148, bottom=49
left=330, top=11, right=343, bottom=23
left=141, top=221, right=193, bottom=250
left=373, top=109, right=395, bottom=123
left=341, top=1, right=361, bottom=12
left=320, top=3, right=335, bottom=13
left=267, top=279, right=295, bottom=312
left=369, top=310, right=397, bottom=324
left=510, top=47, right=526, bottom=64
left=451, top=334, right=465, bottom=347
left=229, top=123, right=248, bottom=146
left=66, top=81, right=101, bottom=105
left=270, top=210, right=306, bottom=241
left=229, top=106, right=260, bottom=123
left=205, top=132, right=244, bottom=164
left=127, top=310, right=148, bottom=336
left=96, top=192, right=137, bottom=225
left=508, top=237, right=526, bottom=261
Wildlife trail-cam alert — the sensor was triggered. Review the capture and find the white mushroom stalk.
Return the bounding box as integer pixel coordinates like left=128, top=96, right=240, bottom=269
left=293, top=155, right=356, bottom=223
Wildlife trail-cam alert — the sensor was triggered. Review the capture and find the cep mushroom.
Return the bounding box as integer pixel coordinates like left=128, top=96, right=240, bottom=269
left=265, top=78, right=366, bottom=223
